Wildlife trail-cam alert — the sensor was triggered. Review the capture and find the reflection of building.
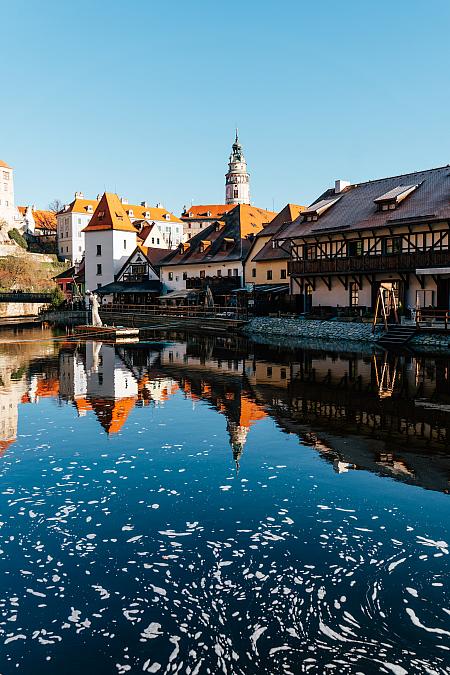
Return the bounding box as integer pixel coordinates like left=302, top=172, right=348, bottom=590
left=84, top=342, right=138, bottom=434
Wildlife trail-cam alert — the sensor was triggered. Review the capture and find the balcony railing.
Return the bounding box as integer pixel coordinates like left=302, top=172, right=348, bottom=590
left=186, top=276, right=241, bottom=291
left=288, top=250, right=450, bottom=276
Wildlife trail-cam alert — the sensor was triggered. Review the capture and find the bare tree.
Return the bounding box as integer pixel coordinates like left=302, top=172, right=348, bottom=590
left=48, top=199, right=63, bottom=214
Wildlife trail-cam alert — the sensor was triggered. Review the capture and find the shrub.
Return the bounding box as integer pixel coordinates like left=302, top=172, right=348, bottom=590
left=8, top=228, right=28, bottom=249
left=50, top=286, right=66, bottom=308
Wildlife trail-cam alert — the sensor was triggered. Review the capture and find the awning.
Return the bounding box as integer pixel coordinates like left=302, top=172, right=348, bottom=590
left=96, top=280, right=161, bottom=294
left=157, top=289, right=200, bottom=300
left=234, top=284, right=290, bottom=294
left=416, top=267, right=450, bottom=275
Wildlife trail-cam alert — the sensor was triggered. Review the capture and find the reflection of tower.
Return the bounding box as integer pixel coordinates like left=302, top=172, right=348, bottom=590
left=227, top=420, right=249, bottom=471
left=225, top=394, right=266, bottom=471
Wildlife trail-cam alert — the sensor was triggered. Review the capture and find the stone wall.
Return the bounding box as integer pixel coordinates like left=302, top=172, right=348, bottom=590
left=245, top=317, right=380, bottom=343
left=410, top=333, right=450, bottom=352
left=0, top=302, right=48, bottom=318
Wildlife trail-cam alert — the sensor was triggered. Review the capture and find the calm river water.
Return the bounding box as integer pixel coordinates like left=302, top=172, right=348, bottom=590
left=0, top=326, right=449, bottom=674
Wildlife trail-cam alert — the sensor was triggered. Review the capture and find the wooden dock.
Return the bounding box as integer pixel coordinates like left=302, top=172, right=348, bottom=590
left=74, top=325, right=140, bottom=342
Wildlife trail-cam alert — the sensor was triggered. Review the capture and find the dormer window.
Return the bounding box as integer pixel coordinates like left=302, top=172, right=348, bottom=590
left=128, top=209, right=134, bottom=218
left=223, top=237, right=235, bottom=251
left=374, top=185, right=418, bottom=211
left=206, top=211, right=212, bottom=217
left=144, top=211, right=150, bottom=219
left=199, top=239, right=211, bottom=253
left=302, top=197, right=341, bottom=221
left=179, top=242, right=190, bottom=254
left=87, top=205, right=93, bottom=213
left=97, top=211, right=105, bottom=221
left=165, top=214, right=170, bottom=220
left=188, top=211, right=193, bottom=218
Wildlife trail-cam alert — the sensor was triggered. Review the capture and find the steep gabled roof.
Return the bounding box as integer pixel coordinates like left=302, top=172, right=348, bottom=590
left=256, top=204, right=305, bottom=237
left=82, top=193, right=136, bottom=233
left=61, top=198, right=98, bottom=215
left=161, top=205, right=270, bottom=267
left=279, top=165, right=450, bottom=240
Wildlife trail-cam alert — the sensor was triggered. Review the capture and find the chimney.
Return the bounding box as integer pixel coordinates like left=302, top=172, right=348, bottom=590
left=75, top=191, right=84, bottom=199
left=96, top=194, right=102, bottom=201
left=156, top=202, right=163, bottom=208
left=121, top=197, right=129, bottom=205
left=141, top=201, right=149, bottom=207
left=335, top=180, right=350, bottom=194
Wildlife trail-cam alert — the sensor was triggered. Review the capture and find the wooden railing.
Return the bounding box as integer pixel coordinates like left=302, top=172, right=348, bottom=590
left=99, top=303, right=248, bottom=321
left=0, top=292, right=53, bottom=303
left=288, top=250, right=450, bottom=276
left=416, top=308, right=450, bottom=330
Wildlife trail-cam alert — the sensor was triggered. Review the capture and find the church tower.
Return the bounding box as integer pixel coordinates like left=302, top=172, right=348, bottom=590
left=225, top=130, right=250, bottom=205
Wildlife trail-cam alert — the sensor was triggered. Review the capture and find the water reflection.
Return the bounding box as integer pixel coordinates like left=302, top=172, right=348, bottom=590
left=0, top=328, right=449, bottom=673
left=1, top=331, right=450, bottom=492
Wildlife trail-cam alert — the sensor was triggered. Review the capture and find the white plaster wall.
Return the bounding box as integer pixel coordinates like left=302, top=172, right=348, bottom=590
left=85, top=229, right=136, bottom=291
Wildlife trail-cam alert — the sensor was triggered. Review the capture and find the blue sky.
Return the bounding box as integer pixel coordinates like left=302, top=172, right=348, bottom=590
left=2, top=0, right=450, bottom=213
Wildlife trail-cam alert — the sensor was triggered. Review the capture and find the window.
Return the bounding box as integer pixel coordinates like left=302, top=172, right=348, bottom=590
left=168, top=272, right=173, bottom=281
left=217, top=269, right=222, bottom=277
left=252, top=268, right=256, bottom=278
left=266, top=367, right=272, bottom=377
left=416, top=289, right=434, bottom=307
left=78, top=218, right=81, bottom=224
left=97, top=283, right=102, bottom=289
left=96, top=244, right=102, bottom=256
left=97, top=264, right=102, bottom=275
left=151, top=238, right=154, bottom=244
left=280, top=268, right=287, bottom=279
left=199, top=270, right=205, bottom=279
left=2, top=171, right=8, bottom=180
left=304, top=244, right=316, bottom=260
left=157, top=238, right=160, bottom=245
left=347, top=240, right=363, bottom=257
left=124, top=239, right=127, bottom=249
left=280, top=368, right=287, bottom=379
left=182, top=272, right=187, bottom=280
left=267, top=270, right=273, bottom=280
left=228, top=269, right=232, bottom=277
left=383, top=237, right=402, bottom=255
left=349, top=282, right=359, bottom=307
left=233, top=268, right=238, bottom=277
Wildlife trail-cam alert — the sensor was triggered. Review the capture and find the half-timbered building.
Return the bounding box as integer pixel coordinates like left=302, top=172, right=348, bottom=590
left=277, top=167, right=450, bottom=314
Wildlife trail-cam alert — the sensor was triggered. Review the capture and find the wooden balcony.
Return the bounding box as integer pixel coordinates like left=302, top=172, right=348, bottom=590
left=186, top=276, right=241, bottom=291
left=288, top=250, right=450, bottom=276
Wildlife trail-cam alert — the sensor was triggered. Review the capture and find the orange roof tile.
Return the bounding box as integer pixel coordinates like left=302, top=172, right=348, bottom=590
left=239, top=396, right=267, bottom=428
left=126, top=205, right=182, bottom=223
left=74, top=398, right=93, bottom=414
left=91, top=396, right=136, bottom=434
left=0, top=439, right=15, bottom=455
left=0, top=160, right=11, bottom=169
left=82, top=193, right=137, bottom=233
left=181, top=204, right=236, bottom=220
left=36, top=378, right=59, bottom=398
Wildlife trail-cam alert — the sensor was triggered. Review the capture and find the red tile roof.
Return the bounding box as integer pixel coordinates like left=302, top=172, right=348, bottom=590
left=181, top=204, right=236, bottom=220
left=82, top=193, right=137, bottom=233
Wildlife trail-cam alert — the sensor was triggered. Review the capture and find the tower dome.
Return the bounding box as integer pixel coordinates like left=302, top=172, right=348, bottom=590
left=225, top=130, right=250, bottom=205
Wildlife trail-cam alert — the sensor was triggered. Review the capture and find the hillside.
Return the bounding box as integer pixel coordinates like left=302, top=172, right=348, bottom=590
left=0, top=243, right=68, bottom=291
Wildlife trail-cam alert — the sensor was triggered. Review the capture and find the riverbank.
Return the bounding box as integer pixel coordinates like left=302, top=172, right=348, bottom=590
left=244, top=316, right=450, bottom=353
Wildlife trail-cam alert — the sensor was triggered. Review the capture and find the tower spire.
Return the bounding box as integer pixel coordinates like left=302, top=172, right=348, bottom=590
left=225, top=130, right=250, bottom=205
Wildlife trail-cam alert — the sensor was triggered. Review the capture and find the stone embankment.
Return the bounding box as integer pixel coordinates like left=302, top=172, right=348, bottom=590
left=245, top=317, right=379, bottom=342
left=244, top=316, right=450, bottom=353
